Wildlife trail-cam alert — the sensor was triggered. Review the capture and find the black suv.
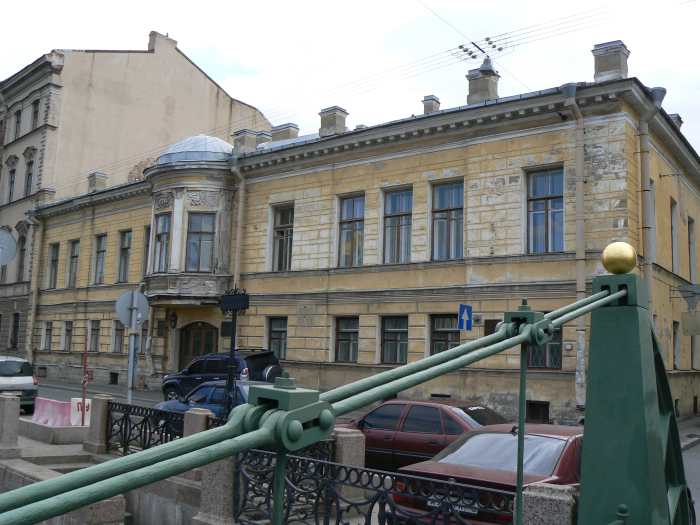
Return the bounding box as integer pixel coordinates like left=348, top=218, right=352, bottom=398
left=161, top=350, right=282, bottom=400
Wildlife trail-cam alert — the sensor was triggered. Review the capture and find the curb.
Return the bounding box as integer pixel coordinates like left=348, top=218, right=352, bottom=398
left=682, top=436, right=700, bottom=451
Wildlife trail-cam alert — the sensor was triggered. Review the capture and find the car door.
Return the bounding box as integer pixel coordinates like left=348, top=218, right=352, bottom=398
left=181, top=359, right=207, bottom=394
left=359, top=403, right=405, bottom=471
left=392, top=404, right=446, bottom=469
left=442, top=409, right=470, bottom=446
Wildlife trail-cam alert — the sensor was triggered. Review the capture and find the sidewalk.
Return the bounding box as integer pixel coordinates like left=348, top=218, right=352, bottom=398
left=678, top=415, right=700, bottom=450
left=37, top=379, right=163, bottom=407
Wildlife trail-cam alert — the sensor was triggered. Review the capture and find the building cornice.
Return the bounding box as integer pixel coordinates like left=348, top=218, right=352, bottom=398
left=32, top=180, right=151, bottom=218
left=0, top=53, right=64, bottom=101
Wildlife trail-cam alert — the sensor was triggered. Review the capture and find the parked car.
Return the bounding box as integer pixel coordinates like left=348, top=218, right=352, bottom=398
left=346, top=399, right=508, bottom=470
left=161, top=350, right=282, bottom=400
left=393, top=424, right=583, bottom=524
left=0, top=356, right=38, bottom=414
left=154, top=379, right=263, bottom=419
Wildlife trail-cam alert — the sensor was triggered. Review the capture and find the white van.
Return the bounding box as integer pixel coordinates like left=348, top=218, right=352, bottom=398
left=0, top=356, right=37, bottom=414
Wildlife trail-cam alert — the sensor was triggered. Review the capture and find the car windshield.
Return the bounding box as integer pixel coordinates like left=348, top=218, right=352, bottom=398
left=0, top=361, right=32, bottom=377
left=433, top=432, right=566, bottom=476
left=459, top=406, right=508, bottom=426
left=188, top=386, right=212, bottom=404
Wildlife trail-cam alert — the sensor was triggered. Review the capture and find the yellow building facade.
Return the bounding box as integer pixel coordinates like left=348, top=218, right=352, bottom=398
left=27, top=41, right=700, bottom=423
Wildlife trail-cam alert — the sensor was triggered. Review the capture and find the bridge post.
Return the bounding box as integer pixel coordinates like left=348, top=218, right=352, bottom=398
left=578, top=272, right=690, bottom=524
left=0, top=394, right=20, bottom=459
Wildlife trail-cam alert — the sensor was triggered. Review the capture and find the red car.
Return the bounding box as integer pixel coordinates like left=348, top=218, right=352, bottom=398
left=347, top=399, right=507, bottom=471
left=393, top=424, right=583, bottom=524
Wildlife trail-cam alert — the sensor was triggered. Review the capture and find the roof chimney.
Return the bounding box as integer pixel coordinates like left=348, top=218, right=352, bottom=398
left=467, top=57, right=500, bottom=104
left=668, top=113, right=683, bottom=129
left=232, top=129, right=257, bottom=154
left=148, top=31, right=178, bottom=52
left=271, top=123, right=299, bottom=141
left=256, top=131, right=271, bottom=147
left=592, top=41, right=630, bottom=82
left=87, top=171, right=108, bottom=194
left=422, top=95, right=440, bottom=114
left=319, top=106, right=348, bottom=137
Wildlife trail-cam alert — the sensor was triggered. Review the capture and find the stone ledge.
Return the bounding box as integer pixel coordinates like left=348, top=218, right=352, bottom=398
left=19, top=417, right=88, bottom=445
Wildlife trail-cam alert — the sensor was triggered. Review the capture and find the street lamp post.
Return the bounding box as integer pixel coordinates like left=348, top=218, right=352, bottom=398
left=219, top=288, right=250, bottom=415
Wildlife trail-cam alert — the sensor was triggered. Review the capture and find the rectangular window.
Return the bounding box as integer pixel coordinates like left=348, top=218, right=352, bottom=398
left=16, top=237, right=25, bottom=281
left=528, top=169, right=564, bottom=254
left=8, top=169, right=15, bottom=202
left=142, top=225, right=151, bottom=277
left=273, top=205, right=294, bottom=271
left=384, top=189, right=412, bottom=264
left=432, top=181, right=463, bottom=260
left=24, top=161, right=33, bottom=197
left=268, top=317, right=288, bottom=359
left=671, top=198, right=679, bottom=273
left=113, top=321, right=125, bottom=353
left=140, top=321, right=149, bottom=354
left=14, top=110, right=21, bottom=139
left=94, top=234, right=107, bottom=284
left=154, top=214, right=171, bottom=273
left=673, top=320, right=680, bottom=370
left=31, top=100, right=40, bottom=129
left=689, top=217, right=696, bottom=283
left=382, top=316, right=408, bottom=364
left=43, top=322, right=53, bottom=351
left=89, top=320, right=100, bottom=353
left=10, top=313, right=20, bottom=348
left=430, top=315, right=460, bottom=355
left=692, top=335, right=699, bottom=370
left=48, top=243, right=59, bottom=288
left=335, top=317, right=359, bottom=362
left=67, top=240, right=80, bottom=288
left=338, top=195, right=364, bottom=267
left=527, top=321, right=562, bottom=369
left=0, top=265, right=6, bottom=283
left=186, top=213, right=215, bottom=272
left=118, top=230, right=132, bottom=282
left=63, top=321, right=73, bottom=352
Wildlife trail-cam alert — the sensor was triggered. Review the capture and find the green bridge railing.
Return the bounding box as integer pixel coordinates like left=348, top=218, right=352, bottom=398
left=0, top=242, right=691, bottom=525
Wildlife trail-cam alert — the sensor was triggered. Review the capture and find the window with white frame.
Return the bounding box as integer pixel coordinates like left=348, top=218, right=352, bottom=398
left=43, top=321, right=53, bottom=351
left=273, top=205, right=294, bottom=272
left=154, top=214, right=171, bottom=273
left=118, top=230, right=132, bottom=282
left=381, top=316, right=408, bottom=364
left=63, top=321, right=73, bottom=352
left=527, top=169, right=564, bottom=254
left=430, top=315, right=460, bottom=355
left=94, top=234, right=107, bottom=284
left=67, top=240, right=80, bottom=288
left=527, top=320, right=562, bottom=369
left=31, top=100, right=40, bottom=129
left=89, top=320, right=101, bottom=353
left=338, top=195, right=364, bottom=267
left=384, top=189, right=412, bottom=264
left=335, top=317, right=359, bottom=363
left=432, top=181, right=463, bottom=261
left=24, top=160, right=33, bottom=197
left=186, top=213, right=215, bottom=272
left=113, top=321, right=126, bottom=353
left=48, top=243, right=59, bottom=289
left=268, top=317, right=288, bottom=359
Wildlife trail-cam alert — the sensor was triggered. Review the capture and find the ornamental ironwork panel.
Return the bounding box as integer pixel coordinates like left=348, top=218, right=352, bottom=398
left=107, top=401, right=184, bottom=455
left=233, top=448, right=514, bottom=524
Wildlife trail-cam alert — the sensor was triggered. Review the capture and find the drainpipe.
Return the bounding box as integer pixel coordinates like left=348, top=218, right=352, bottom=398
left=640, top=87, right=667, bottom=315
left=562, top=83, right=587, bottom=410
left=230, top=158, right=245, bottom=289
left=25, top=215, right=44, bottom=364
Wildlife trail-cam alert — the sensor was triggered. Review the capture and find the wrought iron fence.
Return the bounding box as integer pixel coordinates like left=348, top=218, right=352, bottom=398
left=234, top=448, right=514, bottom=524
left=107, top=401, right=184, bottom=455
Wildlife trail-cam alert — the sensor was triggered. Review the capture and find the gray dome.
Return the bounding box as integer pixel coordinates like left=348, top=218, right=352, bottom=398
left=157, top=134, right=233, bottom=165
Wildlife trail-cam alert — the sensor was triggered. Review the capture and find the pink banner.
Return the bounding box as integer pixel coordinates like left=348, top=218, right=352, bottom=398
left=31, top=397, right=73, bottom=427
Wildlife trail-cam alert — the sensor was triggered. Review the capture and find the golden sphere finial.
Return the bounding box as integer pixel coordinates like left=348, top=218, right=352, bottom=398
left=602, top=241, right=637, bottom=274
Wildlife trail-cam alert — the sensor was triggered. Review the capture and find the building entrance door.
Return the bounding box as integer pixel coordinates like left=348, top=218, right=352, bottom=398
left=180, top=322, right=218, bottom=367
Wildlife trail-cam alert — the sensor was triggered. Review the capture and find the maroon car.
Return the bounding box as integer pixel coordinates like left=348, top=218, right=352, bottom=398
left=394, top=424, right=583, bottom=524
left=348, top=399, right=507, bottom=471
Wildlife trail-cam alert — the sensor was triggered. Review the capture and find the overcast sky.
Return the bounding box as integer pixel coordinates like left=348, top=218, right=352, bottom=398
left=2, top=0, right=698, bottom=153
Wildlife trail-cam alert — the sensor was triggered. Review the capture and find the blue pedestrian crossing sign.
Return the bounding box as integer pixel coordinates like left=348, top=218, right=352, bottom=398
left=458, top=304, right=473, bottom=331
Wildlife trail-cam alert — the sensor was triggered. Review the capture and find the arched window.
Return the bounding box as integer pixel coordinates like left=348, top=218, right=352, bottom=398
left=16, top=236, right=26, bottom=281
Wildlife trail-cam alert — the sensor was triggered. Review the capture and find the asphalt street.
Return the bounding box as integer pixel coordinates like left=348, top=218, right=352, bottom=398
left=38, top=380, right=163, bottom=407
left=685, top=446, right=700, bottom=517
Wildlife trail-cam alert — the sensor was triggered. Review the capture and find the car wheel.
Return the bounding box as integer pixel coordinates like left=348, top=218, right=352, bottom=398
left=262, top=364, right=283, bottom=383
left=163, top=386, right=180, bottom=401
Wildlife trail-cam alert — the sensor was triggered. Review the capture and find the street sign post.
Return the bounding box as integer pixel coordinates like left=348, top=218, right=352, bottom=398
left=458, top=303, right=473, bottom=331
left=115, top=290, right=149, bottom=404
left=219, top=289, right=250, bottom=415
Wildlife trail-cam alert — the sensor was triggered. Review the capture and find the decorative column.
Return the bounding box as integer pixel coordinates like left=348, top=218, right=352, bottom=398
left=83, top=394, right=112, bottom=454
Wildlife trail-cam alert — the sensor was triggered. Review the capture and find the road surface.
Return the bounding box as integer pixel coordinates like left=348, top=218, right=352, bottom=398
left=38, top=380, right=162, bottom=407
